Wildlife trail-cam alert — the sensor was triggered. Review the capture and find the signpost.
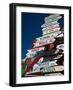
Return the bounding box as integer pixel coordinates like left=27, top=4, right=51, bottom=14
left=22, top=14, right=64, bottom=77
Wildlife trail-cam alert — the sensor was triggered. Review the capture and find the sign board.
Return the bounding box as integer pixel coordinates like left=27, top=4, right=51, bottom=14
left=36, top=31, right=61, bottom=41
left=28, top=47, right=45, bottom=53
left=42, top=27, right=60, bottom=35
left=41, top=22, right=59, bottom=28
left=39, top=60, right=57, bottom=67
left=33, top=38, right=55, bottom=48
left=40, top=65, right=64, bottom=73
left=44, top=15, right=62, bottom=23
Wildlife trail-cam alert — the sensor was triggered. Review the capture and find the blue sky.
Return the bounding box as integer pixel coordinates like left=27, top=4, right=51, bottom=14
left=21, top=12, right=64, bottom=59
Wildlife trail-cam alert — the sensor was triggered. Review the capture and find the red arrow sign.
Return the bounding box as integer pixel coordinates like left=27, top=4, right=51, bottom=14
left=25, top=56, right=41, bottom=74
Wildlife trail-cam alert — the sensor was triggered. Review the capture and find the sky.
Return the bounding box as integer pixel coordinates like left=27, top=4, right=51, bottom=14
left=21, top=12, right=64, bottom=59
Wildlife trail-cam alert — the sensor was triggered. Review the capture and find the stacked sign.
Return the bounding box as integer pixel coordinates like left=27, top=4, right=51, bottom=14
left=22, top=14, right=64, bottom=77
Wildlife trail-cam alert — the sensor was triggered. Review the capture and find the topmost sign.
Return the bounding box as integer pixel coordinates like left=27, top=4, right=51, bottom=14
left=44, top=15, right=62, bottom=24
left=41, top=15, right=62, bottom=28
left=45, top=15, right=62, bottom=21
